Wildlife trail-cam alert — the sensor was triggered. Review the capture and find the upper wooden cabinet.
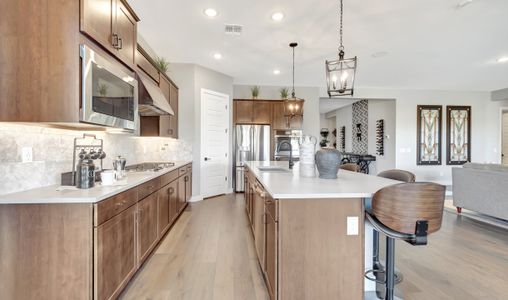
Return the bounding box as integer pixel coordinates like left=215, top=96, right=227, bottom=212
left=168, top=83, right=179, bottom=138
left=80, top=0, right=139, bottom=66
left=272, top=101, right=302, bottom=130
left=114, top=0, right=137, bottom=65
left=136, top=47, right=160, bottom=83
left=138, top=46, right=179, bottom=139
left=0, top=0, right=81, bottom=122
left=234, top=100, right=254, bottom=124
left=253, top=101, right=272, bottom=124
left=234, top=99, right=302, bottom=129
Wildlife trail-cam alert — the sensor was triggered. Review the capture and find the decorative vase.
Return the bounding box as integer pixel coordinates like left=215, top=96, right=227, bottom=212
left=315, top=147, right=341, bottom=179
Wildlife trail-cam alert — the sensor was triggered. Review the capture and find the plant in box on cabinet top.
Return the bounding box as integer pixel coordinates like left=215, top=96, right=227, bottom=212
left=251, top=86, right=260, bottom=99
left=155, top=56, right=170, bottom=73
left=280, top=87, right=289, bottom=99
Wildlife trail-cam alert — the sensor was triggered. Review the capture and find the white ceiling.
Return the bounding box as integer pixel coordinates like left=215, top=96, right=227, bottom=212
left=130, top=0, right=508, bottom=91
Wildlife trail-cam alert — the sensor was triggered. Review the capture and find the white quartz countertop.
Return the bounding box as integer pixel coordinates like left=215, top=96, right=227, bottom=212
left=0, top=161, right=192, bottom=204
left=245, top=161, right=401, bottom=199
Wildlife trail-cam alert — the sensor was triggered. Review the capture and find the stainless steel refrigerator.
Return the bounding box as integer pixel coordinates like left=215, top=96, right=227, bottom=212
left=234, top=124, right=271, bottom=192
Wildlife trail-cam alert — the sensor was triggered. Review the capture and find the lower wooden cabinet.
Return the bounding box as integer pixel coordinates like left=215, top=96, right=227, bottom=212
left=0, top=163, right=193, bottom=300
left=265, top=195, right=277, bottom=300
left=158, top=185, right=171, bottom=236
left=184, top=172, right=192, bottom=202
left=137, top=191, right=160, bottom=264
left=94, top=204, right=137, bottom=300
left=178, top=176, right=186, bottom=213
left=252, top=181, right=266, bottom=269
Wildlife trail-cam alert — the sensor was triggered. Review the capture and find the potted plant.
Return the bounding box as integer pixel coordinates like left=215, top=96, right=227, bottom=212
left=279, top=87, right=289, bottom=99
left=155, top=56, right=170, bottom=73
left=97, top=83, right=109, bottom=96
left=251, top=86, right=260, bottom=99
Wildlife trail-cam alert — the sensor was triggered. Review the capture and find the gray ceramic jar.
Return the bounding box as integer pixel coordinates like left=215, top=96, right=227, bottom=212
left=315, top=148, right=341, bottom=179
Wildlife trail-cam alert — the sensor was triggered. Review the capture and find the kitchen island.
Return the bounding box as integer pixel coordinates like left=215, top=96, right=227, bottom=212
left=244, top=161, right=400, bottom=300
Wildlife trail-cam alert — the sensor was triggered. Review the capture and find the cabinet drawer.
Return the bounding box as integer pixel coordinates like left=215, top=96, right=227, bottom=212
left=138, top=177, right=161, bottom=200
left=178, top=166, right=187, bottom=177
left=160, top=169, right=179, bottom=186
left=94, top=188, right=138, bottom=226
left=186, top=164, right=192, bottom=173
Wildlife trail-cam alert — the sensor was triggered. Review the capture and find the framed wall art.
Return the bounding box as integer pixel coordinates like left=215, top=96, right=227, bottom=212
left=446, top=106, right=471, bottom=165
left=417, top=105, right=442, bottom=165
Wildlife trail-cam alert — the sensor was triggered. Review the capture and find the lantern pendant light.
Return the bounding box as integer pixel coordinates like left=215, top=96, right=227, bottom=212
left=326, top=0, right=357, bottom=97
left=284, top=42, right=304, bottom=127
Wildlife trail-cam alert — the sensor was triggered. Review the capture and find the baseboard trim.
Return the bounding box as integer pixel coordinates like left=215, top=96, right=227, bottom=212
left=188, top=195, right=204, bottom=202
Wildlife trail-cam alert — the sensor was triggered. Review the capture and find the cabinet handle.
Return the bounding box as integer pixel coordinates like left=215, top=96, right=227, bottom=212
left=169, top=129, right=173, bottom=135
left=118, top=37, right=123, bottom=49
left=169, top=187, right=174, bottom=194
left=111, top=33, right=119, bottom=48
left=254, top=184, right=266, bottom=198
left=184, top=176, right=189, bottom=182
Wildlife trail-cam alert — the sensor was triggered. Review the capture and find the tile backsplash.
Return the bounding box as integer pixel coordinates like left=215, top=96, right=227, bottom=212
left=0, top=124, right=192, bottom=195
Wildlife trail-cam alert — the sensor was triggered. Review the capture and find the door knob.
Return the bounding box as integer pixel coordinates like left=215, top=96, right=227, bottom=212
left=204, top=157, right=212, bottom=161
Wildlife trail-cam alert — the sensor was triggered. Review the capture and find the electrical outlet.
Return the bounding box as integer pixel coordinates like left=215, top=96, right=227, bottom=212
left=21, top=147, right=33, bottom=163
left=347, top=216, right=359, bottom=236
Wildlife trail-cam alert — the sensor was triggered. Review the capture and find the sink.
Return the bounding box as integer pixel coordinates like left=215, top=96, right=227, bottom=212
left=257, top=166, right=289, bottom=172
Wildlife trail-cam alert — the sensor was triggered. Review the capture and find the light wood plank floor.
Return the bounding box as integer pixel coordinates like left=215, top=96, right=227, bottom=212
left=121, top=193, right=508, bottom=300
left=120, top=193, right=269, bottom=300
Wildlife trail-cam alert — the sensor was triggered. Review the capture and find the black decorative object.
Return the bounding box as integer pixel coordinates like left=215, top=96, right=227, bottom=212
left=355, top=123, right=362, bottom=141
left=340, top=126, right=346, bottom=151
left=320, top=128, right=330, bottom=147
left=376, top=119, right=384, bottom=156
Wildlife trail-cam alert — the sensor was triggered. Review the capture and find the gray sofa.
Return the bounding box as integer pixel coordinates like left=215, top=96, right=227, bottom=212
left=452, top=163, right=508, bottom=220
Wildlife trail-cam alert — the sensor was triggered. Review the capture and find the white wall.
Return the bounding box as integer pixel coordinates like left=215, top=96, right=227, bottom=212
left=327, top=105, right=353, bottom=152
left=368, top=100, right=396, bottom=174
left=325, top=99, right=396, bottom=173
left=233, top=85, right=321, bottom=139
left=171, top=63, right=234, bottom=200
left=324, top=88, right=507, bottom=183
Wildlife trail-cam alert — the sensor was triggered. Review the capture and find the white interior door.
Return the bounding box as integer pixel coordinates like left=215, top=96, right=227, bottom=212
left=502, top=112, right=508, bottom=165
left=201, top=89, right=230, bottom=198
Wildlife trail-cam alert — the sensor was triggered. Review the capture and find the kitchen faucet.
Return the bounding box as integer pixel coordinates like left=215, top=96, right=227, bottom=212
left=279, top=141, right=294, bottom=169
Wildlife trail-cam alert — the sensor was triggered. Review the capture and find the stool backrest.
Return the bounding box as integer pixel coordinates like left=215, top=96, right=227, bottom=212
left=340, top=163, right=360, bottom=172
left=377, top=169, right=416, bottom=183
left=372, top=183, right=445, bottom=235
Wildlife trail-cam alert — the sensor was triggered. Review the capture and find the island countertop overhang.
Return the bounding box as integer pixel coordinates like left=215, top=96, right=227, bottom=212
left=245, top=161, right=400, bottom=200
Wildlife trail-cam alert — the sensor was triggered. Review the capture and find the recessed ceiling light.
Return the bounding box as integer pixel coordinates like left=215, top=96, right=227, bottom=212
left=271, top=12, right=284, bottom=21
left=457, top=0, right=473, bottom=9
left=498, top=57, right=508, bottom=63
left=213, top=53, right=222, bottom=60
left=204, top=8, right=218, bottom=18
left=273, top=69, right=281, bottom=75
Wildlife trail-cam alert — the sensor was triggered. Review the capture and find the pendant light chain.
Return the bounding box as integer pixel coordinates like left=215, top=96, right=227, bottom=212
left=339, top=0, right=344, bottom=52
left=292, top=45, right=296, bottom=98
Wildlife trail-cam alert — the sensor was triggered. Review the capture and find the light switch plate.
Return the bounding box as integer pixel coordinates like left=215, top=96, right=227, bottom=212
left=347, top=216, right=359, bottom=236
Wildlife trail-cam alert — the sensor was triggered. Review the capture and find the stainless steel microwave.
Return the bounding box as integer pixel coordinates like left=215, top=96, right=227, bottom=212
left=80, top=44, right=138, bottom=130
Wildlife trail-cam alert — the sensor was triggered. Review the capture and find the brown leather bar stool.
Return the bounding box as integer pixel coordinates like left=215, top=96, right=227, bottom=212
left=366, top=183, right=445, bottom=300
left=369, top=170, right=416, bottom=295
left=340, top=163, right=360, bottom=172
